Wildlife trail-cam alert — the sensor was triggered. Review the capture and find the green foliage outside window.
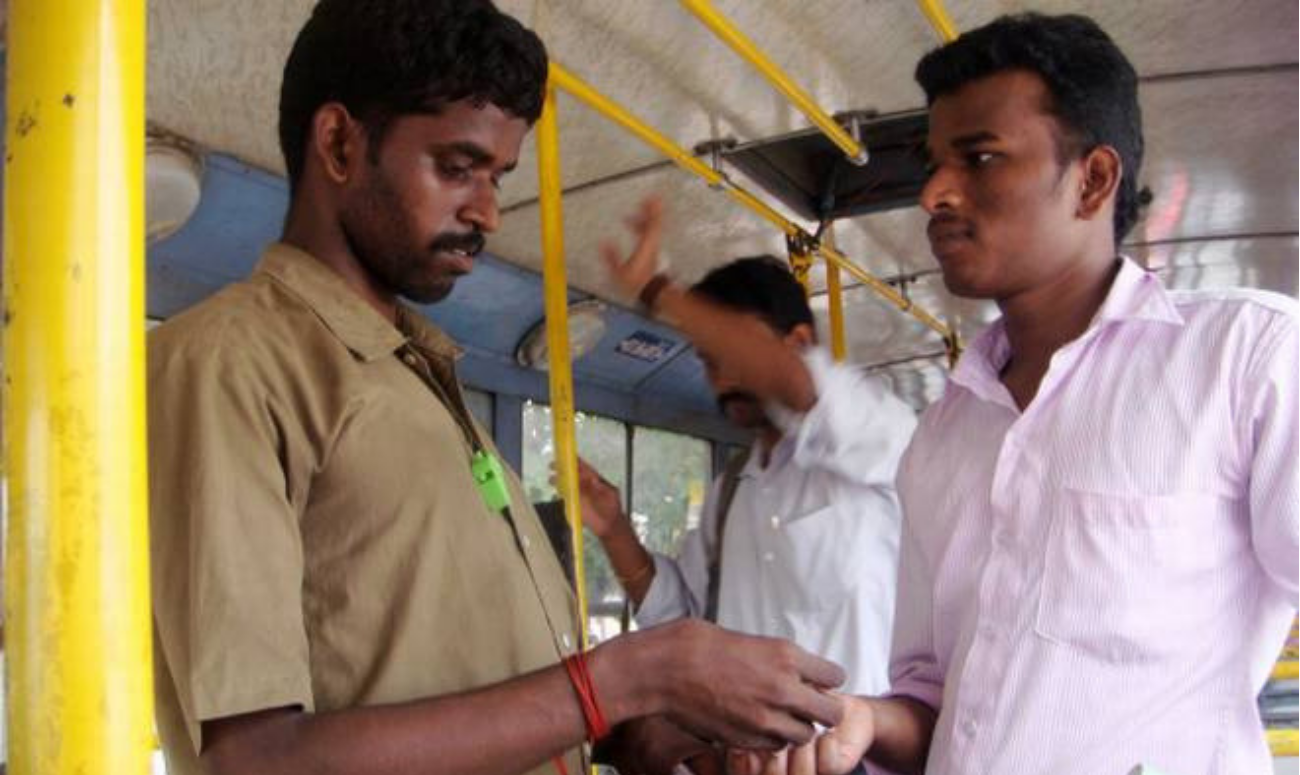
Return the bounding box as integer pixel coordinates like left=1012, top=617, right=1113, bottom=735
left=521, top=401, right=710, bottom=642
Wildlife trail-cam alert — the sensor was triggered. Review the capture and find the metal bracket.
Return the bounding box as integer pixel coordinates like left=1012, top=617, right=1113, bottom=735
left=693, top=137, right=738, bottom=190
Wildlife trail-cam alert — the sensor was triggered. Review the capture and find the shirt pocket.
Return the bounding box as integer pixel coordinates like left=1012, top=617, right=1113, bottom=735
left=1033, top=488, right=1228, bottom=664
left=775, top=504, right=861, bottom=611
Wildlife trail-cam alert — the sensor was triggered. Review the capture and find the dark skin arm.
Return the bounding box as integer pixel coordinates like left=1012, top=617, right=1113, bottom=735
left=600, top=197, right=817, bottom=414
left=584, top=199, right=818, bottom=602
left=200, top=618, right=847, bottom=775
left=569, top=457, right=658, bottom=606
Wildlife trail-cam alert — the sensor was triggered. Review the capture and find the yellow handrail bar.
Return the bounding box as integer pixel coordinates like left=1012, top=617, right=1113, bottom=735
left=916, top=0, right=960, bottom=42
left=3, top=0, right=155, bottom=772
left=679, top=0, right=868, bottom=164
left=548, top=62, right=959, bottom=351
left=536, top=81, right=592, bottom=651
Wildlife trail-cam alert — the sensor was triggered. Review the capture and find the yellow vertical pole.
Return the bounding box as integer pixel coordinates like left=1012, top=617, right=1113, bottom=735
left=823, top=227, right=847, bottom=362
left=536, top=76, right=591, bottom=650
left=3, top=0, right=153, bottom=773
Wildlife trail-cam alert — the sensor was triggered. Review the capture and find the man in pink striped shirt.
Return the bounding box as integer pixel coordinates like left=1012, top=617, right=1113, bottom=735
left=735, top=12, right=1298, bottom=775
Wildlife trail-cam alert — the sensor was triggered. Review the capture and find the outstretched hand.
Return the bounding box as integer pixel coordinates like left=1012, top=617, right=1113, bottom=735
left=600, top=196, right=666, bottom=301
left=726, top=695, right=875, bottom=775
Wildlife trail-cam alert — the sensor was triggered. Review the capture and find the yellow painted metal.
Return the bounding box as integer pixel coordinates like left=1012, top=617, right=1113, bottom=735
left=786, top=242, right=814, bottom=298
left=550, top=62, right=957, bottom=348
left=549, top=64, right=725, bottom=189
left=917, top=0, right=960, bottom=42
left=1268, top=728, right=1299, bottom=757
left=3, top=0, right=154, bottom=773
left=1272, top=660, right=1298, bottom=680
left=536, top=82, right=592, bottom=651
left=823, top=229, right=847, bottom=362
left=678, top=0, right=867, bottom=164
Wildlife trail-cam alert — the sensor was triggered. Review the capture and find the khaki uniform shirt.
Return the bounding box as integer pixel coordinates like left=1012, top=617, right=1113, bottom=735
left=149, top=243, right=582, bottom=775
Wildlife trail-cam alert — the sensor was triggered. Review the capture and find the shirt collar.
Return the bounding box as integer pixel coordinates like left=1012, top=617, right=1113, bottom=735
left=255, top=242, right=461, bottom=363
left=951, top=256, right=1183, bottom=402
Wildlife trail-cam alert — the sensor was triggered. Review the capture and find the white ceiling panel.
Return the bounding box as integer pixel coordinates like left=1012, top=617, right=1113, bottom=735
left=141, top=0, right=1297, bottom=372
left=1133, top=71, right=1298, bottom=243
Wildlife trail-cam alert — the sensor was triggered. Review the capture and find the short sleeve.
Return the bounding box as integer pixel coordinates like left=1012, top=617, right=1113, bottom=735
left=148, top=323, right=315, bottom=753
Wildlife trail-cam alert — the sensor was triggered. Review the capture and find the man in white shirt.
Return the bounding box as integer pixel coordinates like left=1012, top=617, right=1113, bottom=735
left=740, top=12, right=1298, bottom=775
left=579, top=219, right=917, bottom=774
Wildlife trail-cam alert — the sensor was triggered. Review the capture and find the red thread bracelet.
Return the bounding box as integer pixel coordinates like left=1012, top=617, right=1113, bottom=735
left=563, top=651, right=610, bottom=742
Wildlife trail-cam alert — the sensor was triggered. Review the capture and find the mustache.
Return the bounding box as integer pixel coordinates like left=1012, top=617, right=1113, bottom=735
left=430, top=231, right=485, bottom=257
left=717, top=390, right=759, bottom=413
left=926, top=212, right=973, bottom=237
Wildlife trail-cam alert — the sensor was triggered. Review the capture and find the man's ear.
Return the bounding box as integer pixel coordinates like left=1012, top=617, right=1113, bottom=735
left=309, top=103, right=365, bottom=186
left=784, top=322, right=817, bottom=349
left=1077, top=144, right=1122, bottom=223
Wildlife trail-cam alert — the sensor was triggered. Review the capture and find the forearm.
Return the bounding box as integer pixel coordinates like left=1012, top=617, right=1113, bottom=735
left=653, top=284, right=815, bottom=412
left=862, top=696, right=937, bottom=775
left=599, top=525, right=657, bottom=605
left=205, top=641, right=659, bottom=775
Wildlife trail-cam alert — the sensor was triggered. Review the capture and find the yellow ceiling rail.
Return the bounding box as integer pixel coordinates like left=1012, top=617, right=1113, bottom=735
left=916, top=0, right=959, bottom=43
left=679, top=0, right=868, bottom=165
left=4, top=0, right=155, bottom=773
left=536, top=80, right=592, bottom=653
left=823, top=227, right=847, bottom=362
left=549, top=62, right=958, bottom=353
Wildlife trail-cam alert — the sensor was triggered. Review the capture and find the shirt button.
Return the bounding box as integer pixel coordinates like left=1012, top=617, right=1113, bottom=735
left=402, top=352, right=418, bottom=365
left=769, top=515, right=781, bottom=529
left=521, top=536, right=531, bottom=550
left=962, top=717, right=979, bottom=736
left=561, top=633, right=572, bottom=651
left=762, top=551, right=775, bottom=563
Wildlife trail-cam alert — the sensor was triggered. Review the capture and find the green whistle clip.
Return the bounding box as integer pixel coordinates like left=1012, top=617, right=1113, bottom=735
left=471, top=450, right=511, bottom=514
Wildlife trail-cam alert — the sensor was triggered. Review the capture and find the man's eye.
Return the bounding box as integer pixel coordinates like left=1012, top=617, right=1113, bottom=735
left=968, top=151, right=996, bottom=167
left=439, top=162, right=472, bottom=180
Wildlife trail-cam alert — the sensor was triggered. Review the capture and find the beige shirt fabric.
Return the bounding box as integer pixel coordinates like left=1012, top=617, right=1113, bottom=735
left=149, top=243, right=582, bottom=775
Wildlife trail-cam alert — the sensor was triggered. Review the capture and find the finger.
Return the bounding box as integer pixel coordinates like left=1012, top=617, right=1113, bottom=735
left=757, top=712, right=817, bottom=749
left=789, top=741, right=816, bottom=775
left=815, top=732, right=863, bottom=775
left=783, top=684, right=845, bottom=730
left=600, top=239, right=626, bottom=269
left=815, top=697, right=873, bottom=775
left=628, top=201, right=665, bottom=264
left=727, top=750, right=761, bottom=775
left=792, top=650, right=846, bottom=692
left=760, top=748, right=787, bottom=775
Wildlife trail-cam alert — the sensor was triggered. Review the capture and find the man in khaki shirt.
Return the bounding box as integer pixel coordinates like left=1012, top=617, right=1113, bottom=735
left=148, top=2, right=846, bottom=774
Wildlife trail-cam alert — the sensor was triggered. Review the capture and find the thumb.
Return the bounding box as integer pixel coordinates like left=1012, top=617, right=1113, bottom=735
left=815, top=697, right=874, bottom=774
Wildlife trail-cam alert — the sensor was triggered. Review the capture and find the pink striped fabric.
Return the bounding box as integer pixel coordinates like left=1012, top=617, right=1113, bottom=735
left=891, top=257, right=1298, bottom=775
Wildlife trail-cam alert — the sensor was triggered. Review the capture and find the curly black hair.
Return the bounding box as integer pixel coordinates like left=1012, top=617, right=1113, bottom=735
left=278, top=0, right=547, bottom=192
left=916, top=13, right=1143, bottom=245
left=691, top=256, right=814, bottom=336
